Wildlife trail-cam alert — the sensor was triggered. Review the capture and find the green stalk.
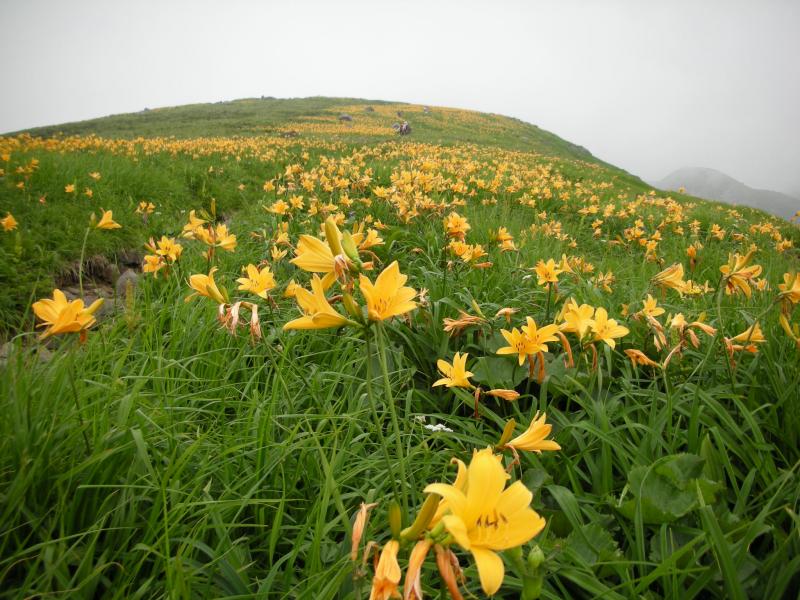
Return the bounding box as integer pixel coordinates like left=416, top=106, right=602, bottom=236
left=376, top=323, right=409, bottom=513
left=77, top=226, right=91, bottom=297
left=67, top=343, right=91, bottom=454
left=364, top=328, right=401, bottom=506
left=714, top=277, right=737, bottom=392
left=545, top=284, right=553, bottom=322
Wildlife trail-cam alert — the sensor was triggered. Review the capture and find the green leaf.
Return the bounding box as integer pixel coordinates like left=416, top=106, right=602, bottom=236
left=617, top=454, right=722, bottom=524
left=470, top=355, right=527, bottom=388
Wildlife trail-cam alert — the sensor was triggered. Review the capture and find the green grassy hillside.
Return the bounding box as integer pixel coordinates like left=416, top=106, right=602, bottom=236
left=16, top=96, right=607, bottom=163
left=1, top=98, right=799, bottom=599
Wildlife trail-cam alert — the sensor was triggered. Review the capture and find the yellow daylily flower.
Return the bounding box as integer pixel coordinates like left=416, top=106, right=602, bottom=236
left=521, top=317, right=560, bottom=353
left=444, top=211, right=470, bottom=240
left=237, top=264, right=276, bottom=299
left=136, top=201, right=156, bottom=215
left=358, top=261, right=417, bottom=321
left=1, top=212, right=18, bottom=231
left=186, top=267, right=226, bottom=304
left=639, top=294, right=665, bottom=318
left=424, top=448, right=546, bottom=595
left=266, top=199, right=290, bottom=215
left=778, top=272, right=800, bottom=306
left=213, top=224, right=237, bottom=252
left=283, top=274, right=353, bottom=330
left=730, top=322, right=766, bottom=345
left=142, top=254, right=165, bottom=276
left=719, top=250, right=762, bottom=298
left=95, top=209, right=122, bottom=230
left=32, top=289, right=104, bottom=340
left=558, top=299, right=595, bottom=339
left=591, top=307, right=629, bottom=349
left=358, top=228, right=384, bottom=250
left=145, top=236, right=183, bottom=262
left=533, top=258, right=562, bottom=287
left=496, top=326, right=535, bottom=365
left=181, top=210, right=207, bottom=239
left=433, top=352, right=474, bottom=388
left=291, top=234, right=338, bottom=281
left=506, top=412, right=561, bottom=453
left=651, top=263, right=685, bottom=294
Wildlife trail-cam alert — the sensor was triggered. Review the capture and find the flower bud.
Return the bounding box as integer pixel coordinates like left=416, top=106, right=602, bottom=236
left=388, top=500, right=403, bottom=539
left=342, top=293, right=364, bottom=322
left=324, top=216, right=344, bottom=256
left=497, top=418, right=517, bottom=447
left=527, top=544, right=545, bottom=570
left=400, top=493, right=441, bottom=541
left=341, top=230, right=363, bottom=267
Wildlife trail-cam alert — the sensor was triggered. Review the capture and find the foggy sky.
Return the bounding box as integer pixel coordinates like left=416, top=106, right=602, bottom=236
left=2, top=0, right=799, bottom=195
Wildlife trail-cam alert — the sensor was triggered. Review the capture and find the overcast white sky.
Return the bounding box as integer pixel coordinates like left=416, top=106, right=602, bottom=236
left=2, top=0, right=799, bottom=194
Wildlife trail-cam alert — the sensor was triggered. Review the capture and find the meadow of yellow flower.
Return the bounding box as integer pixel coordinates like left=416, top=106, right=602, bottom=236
left=1, top=98, right=798, bottom=598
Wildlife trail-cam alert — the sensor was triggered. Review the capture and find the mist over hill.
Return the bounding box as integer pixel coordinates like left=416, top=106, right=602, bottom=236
left=654, top=167, right=799, bottom=219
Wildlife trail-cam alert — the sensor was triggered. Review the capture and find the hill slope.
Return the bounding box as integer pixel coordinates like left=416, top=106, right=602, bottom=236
left=14, top=96, right=607, bottom=165
left=655, top=166, right=799, bottom=219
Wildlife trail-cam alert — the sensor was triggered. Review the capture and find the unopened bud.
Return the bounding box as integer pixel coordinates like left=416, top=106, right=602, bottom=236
left=527, top=544, right=545, bottom=570
left=342, top=293, right=364, bottom=321
left=341, top=231, right=363, bottom=267
left=324, top=216, right=344, bottom=256
left=388, top=501, right=402, bottom=539
left=498, top=418, right=517, bottom=447
left=401, top=494, right=441, bottom=541
left=470, top=299, right=486, bottom=319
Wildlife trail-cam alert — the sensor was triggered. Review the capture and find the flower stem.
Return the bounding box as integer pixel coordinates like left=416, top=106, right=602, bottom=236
left=714, top=277, right=737, bottom=391
left=376, top=323, right=409, bottom=513
left=545, top=284, right=553, bottom=322
left=78, top=226, right=91, bottom=297
left=67, top=343, right=91, bottom=454
left=364, top=328, right=402, bottom=507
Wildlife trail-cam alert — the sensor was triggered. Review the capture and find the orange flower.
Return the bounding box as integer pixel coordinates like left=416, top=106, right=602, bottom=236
left=369, top=540, right=401, bottom=600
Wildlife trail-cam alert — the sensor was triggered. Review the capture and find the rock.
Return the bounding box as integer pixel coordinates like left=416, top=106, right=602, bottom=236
left=118, top=250, right=142, bottom=268
left=36, top=346, right=52, bottom=363
left=116, top=269, right=139, bottom=298
left=0, top=341, right=12, bottom=367
left=338, top=114, right=353, bottom=122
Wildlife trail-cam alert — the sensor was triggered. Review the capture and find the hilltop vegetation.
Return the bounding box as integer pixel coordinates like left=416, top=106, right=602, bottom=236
left=1, top=98, right=799, bottom=599
left=17, top=96, right=605, bottom=163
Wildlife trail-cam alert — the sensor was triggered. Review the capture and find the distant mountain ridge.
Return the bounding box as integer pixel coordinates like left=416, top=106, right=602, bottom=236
left=654, top=167, right=798, bottom=219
